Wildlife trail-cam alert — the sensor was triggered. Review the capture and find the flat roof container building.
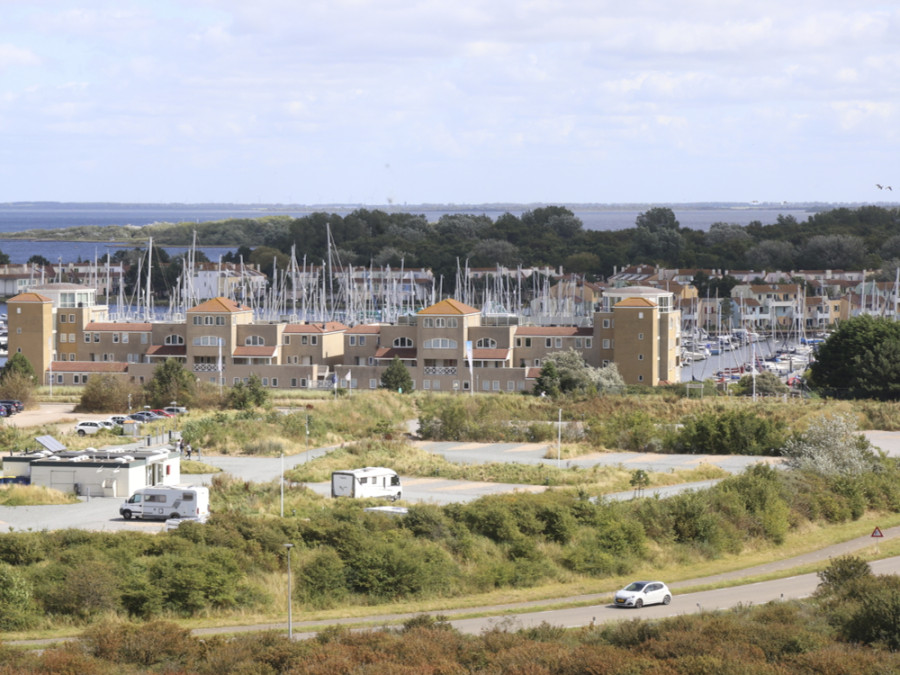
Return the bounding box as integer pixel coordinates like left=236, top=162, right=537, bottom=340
left=2, top=447, right=181, bottom=498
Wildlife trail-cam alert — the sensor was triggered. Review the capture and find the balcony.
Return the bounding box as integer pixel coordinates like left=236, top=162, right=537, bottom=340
left=424, top=366, right=458, bottom=376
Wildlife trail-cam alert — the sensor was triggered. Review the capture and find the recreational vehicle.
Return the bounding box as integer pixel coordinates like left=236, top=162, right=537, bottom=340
left=331, top=467, right=402, bottom=501
left=119, top=484, right=210, bottom=521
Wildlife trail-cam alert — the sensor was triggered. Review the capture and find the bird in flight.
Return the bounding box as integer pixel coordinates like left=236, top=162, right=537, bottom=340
left=876, top=184, right=893, bottom=190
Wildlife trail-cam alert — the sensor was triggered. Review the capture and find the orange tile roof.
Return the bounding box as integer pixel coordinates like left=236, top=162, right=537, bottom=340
left=345, top=325, right=382, bottom=334
left=8, top=292, right=52, bottom=303
left=146, top=345, right=187, bottom=356
left=615, top=297, right=656, bottom=308
left=284, top=322, right=348, bottom=334
left=233, top=346, right=277, bottom=357
left=187, top=297, right=252, bottom=313
left=418, top=298, right=480, bottom=315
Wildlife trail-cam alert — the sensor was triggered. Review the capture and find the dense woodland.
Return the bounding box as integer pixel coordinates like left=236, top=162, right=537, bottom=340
left=5, top=205, right=900, bottom=292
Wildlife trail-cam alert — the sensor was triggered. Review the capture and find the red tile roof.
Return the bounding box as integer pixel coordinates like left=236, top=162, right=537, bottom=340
left=86, top=322, right=152, bottom=331
left=188, top=297, right=252, bottom=313
left=472, top=348, right=509, bottom=360
left=233, top=346, right=277, bottom=357
left=418, top=298, right=480, bottom=315
left=284, top=322, right=348, bottom=334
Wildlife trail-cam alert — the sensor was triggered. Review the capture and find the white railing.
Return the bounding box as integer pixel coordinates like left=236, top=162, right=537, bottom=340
left=424, top=366, right=457, bottom=375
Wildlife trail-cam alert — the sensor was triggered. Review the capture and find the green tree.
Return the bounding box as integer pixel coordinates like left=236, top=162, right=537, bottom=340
left=0, top=249, right=8, bottom=265
left=27, top=254, right=51, bottom=266
left=144, top=358, right=196, bottom=408
left=0, top=352, right=36, bottom=384
left=781, top=413, right=879, bottom=477
left=533, top=360, right=561, bottom=398
left=731, top=371, right=790, bottom=397
left=381, top=356, right=413, bottom=393
left=809, top=315, right=900, bottom=399
left=226, top=374, right=269, bottom=410
left=76, top=374, right=143, bottom=413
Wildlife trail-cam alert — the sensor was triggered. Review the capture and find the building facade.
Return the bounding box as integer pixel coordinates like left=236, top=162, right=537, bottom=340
left=8, top=285, right=681, bottom=391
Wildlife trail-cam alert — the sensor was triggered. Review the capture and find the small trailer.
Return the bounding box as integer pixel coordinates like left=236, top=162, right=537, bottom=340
left=120, top=484, right=210, bottom=521
left=331, top=467, right=402, bottom=501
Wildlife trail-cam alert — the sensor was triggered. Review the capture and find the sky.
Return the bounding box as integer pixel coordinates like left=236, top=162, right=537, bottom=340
left=1, top=1, right=899, bottom=206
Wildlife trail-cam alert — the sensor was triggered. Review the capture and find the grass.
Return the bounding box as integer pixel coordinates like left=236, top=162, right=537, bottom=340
left=0, top=484, right=79, bottom=505
left=181, top=459, right=222, bottom=474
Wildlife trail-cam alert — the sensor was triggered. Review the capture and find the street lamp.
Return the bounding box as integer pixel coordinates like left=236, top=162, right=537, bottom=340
left=284, top=543, right=294, bottom=639
left=170, top=400, right=178, bottom=435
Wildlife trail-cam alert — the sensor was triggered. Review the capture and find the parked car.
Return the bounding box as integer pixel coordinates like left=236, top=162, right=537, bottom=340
left=108, top=415, right=135, bottom=426
left=614, top=581, right=672, bottom=608
left=164, top=406, right=188, bottom=415
left=150, top=409, right=173, bottom=417
left=75, top=421, right=105, bottom=436
left=128, top=412, right=157, bottom=423
left=0, top=405, right=8, bottom=417
left=0, top=399, right=23, bottom=413
left=97, top=420, right=116, bottom=430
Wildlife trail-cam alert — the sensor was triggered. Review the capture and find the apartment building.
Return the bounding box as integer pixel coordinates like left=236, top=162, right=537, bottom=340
left=9, top=284, right=680, bottom=391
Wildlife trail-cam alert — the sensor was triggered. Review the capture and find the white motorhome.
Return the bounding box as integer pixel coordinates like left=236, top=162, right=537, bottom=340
left=331, top=467, right=402, bottom=501
left=119, top=484, right=210, bottom=521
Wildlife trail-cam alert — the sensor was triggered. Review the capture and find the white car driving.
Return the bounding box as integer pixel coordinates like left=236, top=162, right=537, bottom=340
left=614, top=581, right=672, bottom=608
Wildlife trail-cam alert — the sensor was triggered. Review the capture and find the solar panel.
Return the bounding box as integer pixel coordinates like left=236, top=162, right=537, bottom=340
left=35, top=435, right=66, bottom=452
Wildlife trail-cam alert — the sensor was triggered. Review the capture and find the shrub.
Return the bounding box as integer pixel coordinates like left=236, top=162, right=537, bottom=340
left=297, top=548, right=347, bottom=608
left=676, top=408, right=787, bottom=455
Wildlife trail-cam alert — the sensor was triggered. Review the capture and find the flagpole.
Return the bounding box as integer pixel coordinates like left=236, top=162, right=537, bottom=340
left=218, top=338, right=223, bottom=396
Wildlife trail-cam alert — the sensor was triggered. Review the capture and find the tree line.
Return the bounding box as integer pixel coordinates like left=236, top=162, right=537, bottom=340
left=4, top=205, right=900, bottom=293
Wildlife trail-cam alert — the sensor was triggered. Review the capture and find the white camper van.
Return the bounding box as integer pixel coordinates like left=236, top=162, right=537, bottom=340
left=331, top=467, right=402, bottom=501
left=120, top=485, right=210, bottom=521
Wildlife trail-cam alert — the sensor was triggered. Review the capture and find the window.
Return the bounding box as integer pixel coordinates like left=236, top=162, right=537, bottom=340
left=69, top=314, right=75, bottom=323
left=60, top=334, right=67, bottom=343
left=262, top=377, right=269, bottom=386
left=69, top=353, right=75, bottom=361
left=586, top=338, right=592, bottom=348
left=369, top=378, right=378, bottom=389
left=301, top=336, right=308, bottom=345
left=56, top=374, right=64, bottom=384
left=575, top=338, right=583, bottom=349
left=546, top=338, right=552, bottom=348
left=349, top=336, right=356, bottom=346
left=359, top=336, right=365, bottom=345
left=638, top=375, right=644, bottom=382
left=204, top=316, right=214, bottom=325
left=69, top=333, right=75, bottom=343
left=476, top=338, right=497, bottom=348
left=555, top=338, right=562, bottom=348
left=113, top=333, right=119, bottom=343
left=394, top=337, right=414, bottom=348
left=507, top=381, right=515, bottom=391
left=283, top=335, right=291, bottom=345
left=638, top=354, right=644, bottom=360
left=245, top=335, right=266, bottom=346
left=638, top=333, right=644, bottom=340
left=534, top=359, right=541, bottom=367
left=424, top=338, right=457, bottom=349
left=93, top=333, right=100, bottom=343
left=84, top=333, right=91, bottom=343
left=193, top=316, right=202, bottom=325
left=311, top=335, right=318, bottom=345
left=602, top=319, right=611, bottom=329
left=602, top=339, right=611, bottom=349
left=272, top=378, right=278, bottom=387
left=638, top=312, right=644, bottom=319
left=60, top=315, right=67, bottom=323
left=165, top=334, right=184, bottom=346
left=216, top=316, right=226, bottom=325
left=192, top=336, right=220, bottom=346
left=122, top=333, right=128, bottom=343
left=492, top=380, right=500, bottom=391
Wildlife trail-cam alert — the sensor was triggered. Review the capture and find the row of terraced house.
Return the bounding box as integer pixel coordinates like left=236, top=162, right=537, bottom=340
left=7, top=283, right=681, bottom=393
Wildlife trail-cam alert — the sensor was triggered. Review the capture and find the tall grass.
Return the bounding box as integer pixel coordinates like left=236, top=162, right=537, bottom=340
left=0, top=485, right=79, bottom=505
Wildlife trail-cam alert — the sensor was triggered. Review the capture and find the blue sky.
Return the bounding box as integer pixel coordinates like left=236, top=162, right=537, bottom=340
left=1, top=1, right=899, bottom=206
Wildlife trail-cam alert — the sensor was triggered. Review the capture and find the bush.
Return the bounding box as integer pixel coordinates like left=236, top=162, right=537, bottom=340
left=297, top=548, right=347, bottom=608
left=675, top=407, right=787, bottom=455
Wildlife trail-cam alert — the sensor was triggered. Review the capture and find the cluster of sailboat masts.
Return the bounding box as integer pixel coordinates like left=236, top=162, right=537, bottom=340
left=103, top=235, right=585, bottom=326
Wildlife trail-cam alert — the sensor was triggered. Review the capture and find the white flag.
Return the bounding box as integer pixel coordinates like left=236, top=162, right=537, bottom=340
left=344, top=370, right=352, bottom=382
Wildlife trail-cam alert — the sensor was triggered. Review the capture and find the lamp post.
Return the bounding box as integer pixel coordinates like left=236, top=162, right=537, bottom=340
left=284, top=543, right=294, bottom=639
left=170, top=400, right=178, bottom=435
